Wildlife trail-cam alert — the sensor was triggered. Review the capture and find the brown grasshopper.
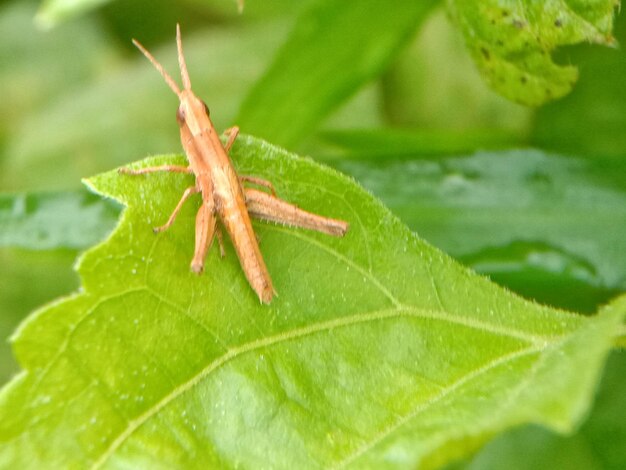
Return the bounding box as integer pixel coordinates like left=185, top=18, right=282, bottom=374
left=120, top=25, right=348, bottom=304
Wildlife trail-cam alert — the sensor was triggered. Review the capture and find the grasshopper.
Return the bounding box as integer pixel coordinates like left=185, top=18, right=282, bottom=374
left=120, top=25, right=349, bottom=303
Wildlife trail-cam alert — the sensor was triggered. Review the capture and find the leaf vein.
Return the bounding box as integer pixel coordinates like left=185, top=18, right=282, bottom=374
left=263, top=224, right=402, bottom=308
left=91, top=305, right=550, bottom=468
left=332, top=345, right=545, bottom=468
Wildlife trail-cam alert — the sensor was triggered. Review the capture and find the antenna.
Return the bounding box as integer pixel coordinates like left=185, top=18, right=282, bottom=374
left=132, top=38, right=181, bottom=96
left=176, top=24, right=192, bottom=90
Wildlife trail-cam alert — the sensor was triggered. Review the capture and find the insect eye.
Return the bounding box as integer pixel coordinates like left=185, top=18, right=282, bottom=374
left=176, top=106, right=185, bottom=123
left=202, top=101, right=210, bottom=116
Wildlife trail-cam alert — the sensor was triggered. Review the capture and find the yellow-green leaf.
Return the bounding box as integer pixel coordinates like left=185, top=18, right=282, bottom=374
left=0, top=136, right=622, bottom=468
left=447, top=0, right=619, bottom=106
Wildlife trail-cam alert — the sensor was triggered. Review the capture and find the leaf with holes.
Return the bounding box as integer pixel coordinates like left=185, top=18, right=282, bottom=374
left=0, top=135, right=623, bottom=468
left=446, top=0, right=619, bottom=106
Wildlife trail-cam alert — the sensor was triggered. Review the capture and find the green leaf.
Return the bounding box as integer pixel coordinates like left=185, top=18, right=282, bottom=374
left=531, top=8, right=626, bottom=158
left=236, top=0, right=438, bottom=147
left=446, top=0, right=619, bottom=106
left=0, top=249, right=78, bottom=384
left=0, top=136, right=623, bottom=468
left=333, top=148, right=626, bottom=314
left=450, top=351, right=626, bottom=469
left=0, top=190, right=119, bottom=250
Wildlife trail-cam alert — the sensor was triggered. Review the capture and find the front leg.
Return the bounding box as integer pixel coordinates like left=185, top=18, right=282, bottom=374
left=153, top=186, right=199, bottom=233
left=223, top=126, right=240, bottom=152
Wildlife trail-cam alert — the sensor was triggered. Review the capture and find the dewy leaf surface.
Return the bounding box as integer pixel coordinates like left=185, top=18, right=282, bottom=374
left=446, top=0, right=619, bottom=106
left=0, top=135, right=623, bottom=469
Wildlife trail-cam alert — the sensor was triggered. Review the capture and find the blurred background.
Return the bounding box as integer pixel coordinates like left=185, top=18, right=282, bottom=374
left=0, top=0, right=625, bottom=467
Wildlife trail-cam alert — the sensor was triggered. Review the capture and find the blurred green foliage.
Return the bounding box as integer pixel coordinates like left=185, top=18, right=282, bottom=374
left=0, top=0, right=624, bottom=468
